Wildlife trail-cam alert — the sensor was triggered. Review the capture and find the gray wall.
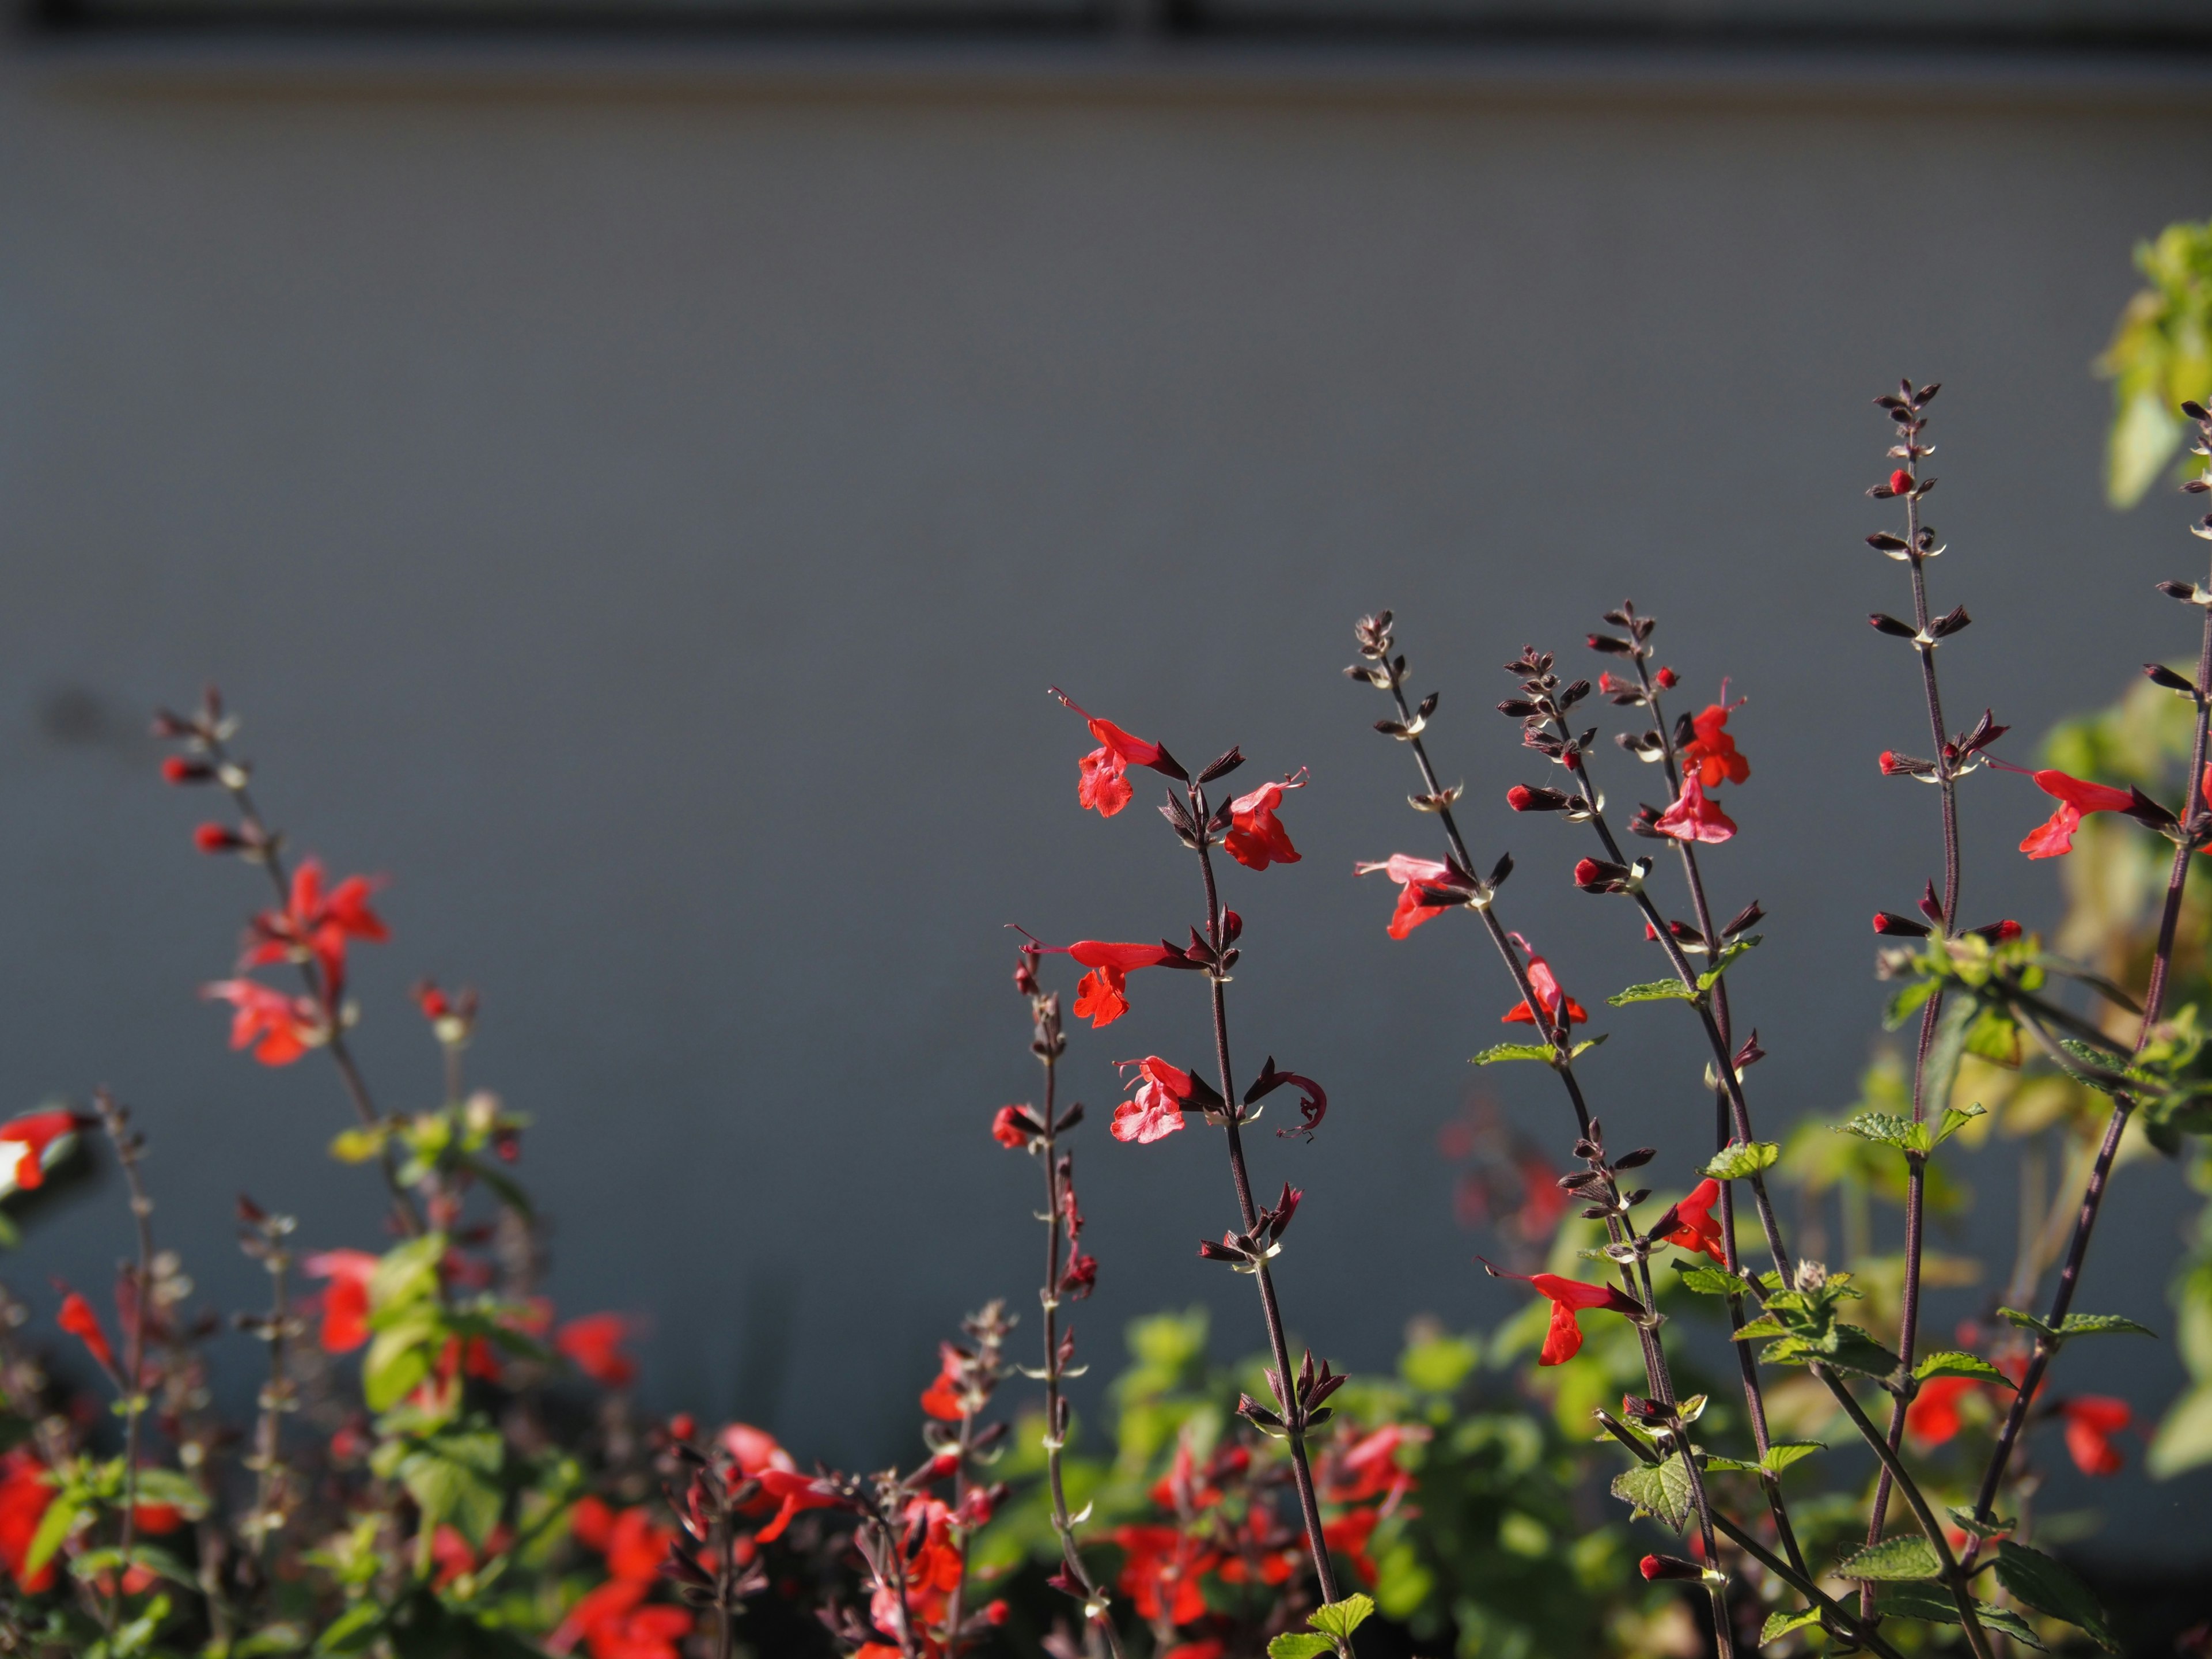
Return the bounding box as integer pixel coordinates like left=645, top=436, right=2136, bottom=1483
left=2, top=36, right=2208, bottom=1555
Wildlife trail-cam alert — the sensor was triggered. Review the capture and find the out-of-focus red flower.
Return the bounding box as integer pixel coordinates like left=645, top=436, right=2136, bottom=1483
left=751, top=1467, right=841, bottom=1544
left=991, top=1105, right=1038, bottom=1148
left=1657, top=1180, right=1727, bottom=1266
left=557, top=1315, right=637, bottom=1389
left=1054, top=691, right=1178, bottom=818
left=1330, top=1423, right=1422, bottom=1505
left=1112, top=1056, right=1198, bottom=1145
left=2061, top=1397, right=2130, bottom=1476
left=0, top=1449, right=55, bottom=1593
left=1113, top=1524, right=1218, bottom=1625
left=1654, top=774, right=1737, bottom=844
left=1323, top=1506, right=1382, bottom=1585
left=919, top=1344, right=967, bottom=1422
left=554, top=1501, right=690, bottom=1658
left=1163, top=1642, right=1226, bottom=1659
left=1683, top=703, right=1749, bottom=789
left=1484, top=1262, right=1642, bottom=1366
left=1354, top=854, right=1463, bottom=939
left=1905, top=1376, right=1980, bottom=1448
left=2019, top=771, right=2137, bottom=859
left=304, top=1249, right=380, bottom=1353
left=56, top=1287, right=115, bottom=1375
left=0, top=1111, right=82, bottom=1194
left=202, top=979, right=324, bottom=1066
left=243, top=858, right=388, bottom=997
left=1225, top=772, right=1306, bottom=870
left=1500, top=933, right=1586, bottom=1031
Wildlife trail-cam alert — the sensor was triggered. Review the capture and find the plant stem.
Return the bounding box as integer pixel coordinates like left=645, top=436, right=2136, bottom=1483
left=95, top=1092, right=154, bottom=1634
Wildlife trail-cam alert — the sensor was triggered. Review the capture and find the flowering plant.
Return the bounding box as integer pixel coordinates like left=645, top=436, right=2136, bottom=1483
left=0, top=376, right=2203, bottom=1659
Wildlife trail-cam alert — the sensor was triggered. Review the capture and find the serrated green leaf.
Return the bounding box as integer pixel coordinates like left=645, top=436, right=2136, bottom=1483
left=1471, top=1043, right=1559, bottom=1066
left=1697, top=934, right=1762, bottom=990
left=1963, top=1006, right=2022, bottom=1066
left=1946, top=1508, right=2014, bottom=1541
left=1834, top=1535, right=1942, bottom=1581
left=1762, top=1441, right=1824, bottom=1474
left=2055, top=1313, right=2156, bottom=1339
left=1673, top=1262, right=1751, bottom=1297
left=1934, top=1101, right=1987, bottom=1146
left=1995, top=1540, right=2119, bottom=1651
left=1838, top=1111, right=1927, bottom=1153
left=1876, top=1583, right=2046, bottom=1649
left=1609, top=978, right=1698, bottom=1005
left=1609, top=1452, right=1694, bottom=1532
left=1309, top=1594, right=1374, bottom=1640
left=1267, top=1637, right=1334, bottom=1659
left=1884, top=976, right=1940, bottom=1029
left=1915, top=1351, right=2015, bottom=1389
left=1699, top=1453, right=1762, bottom=1474
left=1703, top=1140, right=1779, bottom=1181
left=1827, top=1324, right=1906, bottom=1378
left=1759, top=1605, right=1824, bottom=1644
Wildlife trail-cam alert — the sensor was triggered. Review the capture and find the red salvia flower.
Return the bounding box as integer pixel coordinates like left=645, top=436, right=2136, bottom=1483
left=1657, top=1179, right=1728, bottom=1264
left=0, top=1110, right=85, bottom=1195
left=2018, top=771, right=2137, bottom=859
left=1354, top=854, right=1463, bottom=938
left=1112, top=1056, right=1198, bottom=1144
left=1500, top=933, right=1587, bottom=1031
left=919, top=1344, right=966, bottom=1422
left=202, top=979, right=325, bottom=1066
left=2061, top=1396, right=2131, bottom=1476
left=304, top=1249, right=380, bottom=1353
left=1905, top=1375, right=1980, bottom=1448
left=1028, top=938, right=1181, bottom=1029
left=1112, top=1524, right=1218, bottom=1625
left=1224, top=771, right=1306, bottom=870
left=0, top=1449, right=56, bottom=1593
left=556, top=1313, right=637, bottom=1389
left=1681, top=702, right=1750, bottom=789
left=991, top=1105, right=1039, bottom=1147
left=1483, top=1261, right=1642, bottom=1365
left=1321, top=1505, right=1383, bottom=1586
left=552, top=1499, right=690, bottom=1659
left=243, top=857, right=388, bottom=997
left=1653, top=774, right=1737, bottom=844
left=56, top=1286, right=116, bottom=1376
left=1052, top=690, right=1180, bottom=818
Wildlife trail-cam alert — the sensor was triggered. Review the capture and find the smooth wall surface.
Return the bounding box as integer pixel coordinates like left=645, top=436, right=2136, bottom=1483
left=2, top=37, right=2209, bottom=1553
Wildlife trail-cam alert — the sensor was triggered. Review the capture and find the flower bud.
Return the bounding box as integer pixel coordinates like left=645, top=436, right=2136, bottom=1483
left=161, top=756, right=215, bottom=786
left=1654, top=666, right=1679, bottom=690
left=193, top=823, right=244, bottom=854
left=1639, top=1554, right=1705, bottom=1582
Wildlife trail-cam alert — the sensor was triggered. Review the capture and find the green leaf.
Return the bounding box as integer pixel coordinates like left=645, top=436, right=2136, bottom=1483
left=369, top=1235, right=447, bottom=1314
left=237, top=1625, right=310, bottom=1656
left=1833, top=1535, right=1942, bottom=1581
left=1267, top=1638, right=1334, bottom=1659
left=1308, top=1594, right=1374, bottom=1641
left=397, top=1431, right=505, bottom=1547
left=1759, top=1606, right=1824, bottom=1645
left=1761, top=1441, right=1824, bottom=1475
left=2108, top=386, right=2183, bottom=508
left=1673, top=1263, right=1751, bottom=1297
left=1703, top=1141, right=1779, bottom=1181
left=1963, top=1006, right=2022, bottom=1067
left=1876, top=1583, right=2047, bottom=1650
left=315, top=1601, right=387, bottom=1656
left=128, top=1467, right=209, bottom=1516
left=1609, top=1452, right=1694, bottom=1532
left=70, top=1543, right=195, bottom=1586
left=1471, top=1043, right=1558, bottom=1066
left=1696, top=934, right=1762, bottom=990
left=1934, top=1101, right=1987, bottom=1146
left=1948, top=1508, right=2015, bottom=1541
left=2149, top=1382, right=2212, bottom=1478
left=1609, top=978, right=1697, bottom=1006
left=1698, top=1453, right=1761, bottom=1474
left=328, top=1127, right=389, bottom=1165
left=362, top=1312, right=440, bottom=1414
left=1884, top=976, right=1940, bottom=1029
left=1997, top=1307, right=2156, bottom=1347
left=22, top=1494, right=77, bottom=1582
left=1837, top=1111, right=1926, bottom=1153
left=1915, top=1351, right=2016, bottom=1389
left=1995, top=1540, right=2119, bottom=1652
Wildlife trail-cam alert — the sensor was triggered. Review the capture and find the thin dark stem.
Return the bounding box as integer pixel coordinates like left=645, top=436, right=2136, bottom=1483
left=1190, top=830, right=1347, bottom=1635
left=1966, top=491, right=2212, bottom=1552
left=96, top=1092, right=154, bottom=1634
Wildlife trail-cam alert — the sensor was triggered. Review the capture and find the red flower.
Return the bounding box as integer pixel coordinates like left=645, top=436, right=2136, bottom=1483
left=1112, top=1524, right=1218, bottom=1625
left=2061, top=1397, right=2130, bottom=1476
left=0, top=1111, right=83, bottom=1195
left=1655, top=666, right=1679, bottom=690
left=1052, top=691, right=1179, bottom=818
left=304, top=1249, right=380, bottom=1353
left=1682, top=703, right=1750, bottom=789
left=557, top=1314, right=637, bottom=1389
left=1657, top=1180, right=1727, bottom=1265
left=1654, top=774, right=1737, bottom=844
left=1322, top=1505, right=1382, bottom=1585
left=1224, top=772, right=1306, bottom=870
left=0, top=1449, right=55, bottom=1593
left=1354, top=854, right=1464, bottom=939
left=554, top=1501, right=690, bottom=1658
left=1164, top=1643, right=1227, bottom=1659
left=991, top=1105, right=1039, bottom=1148
left=1500, top=933, right=1586, bottom=1031
left=1031, top=939, right=1181, bottom=1029
left=202, top=979, right=324, bottom=1066
left=2018, top=771, right=2136, bottom=859
left=1889, top=468, right=1914, bottom=495
left=1483, top=1262, right=1642, bottom=1366
left=919, top=1344, right=967, bottom=1422
left=1112, top=1056, right=1198, bottom=1145
left=57, top=1287, right=115, bottom=1375
left=243, top=858, right=387, bottom=997
left=1906, top=1376, right=1980, bottom=1448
